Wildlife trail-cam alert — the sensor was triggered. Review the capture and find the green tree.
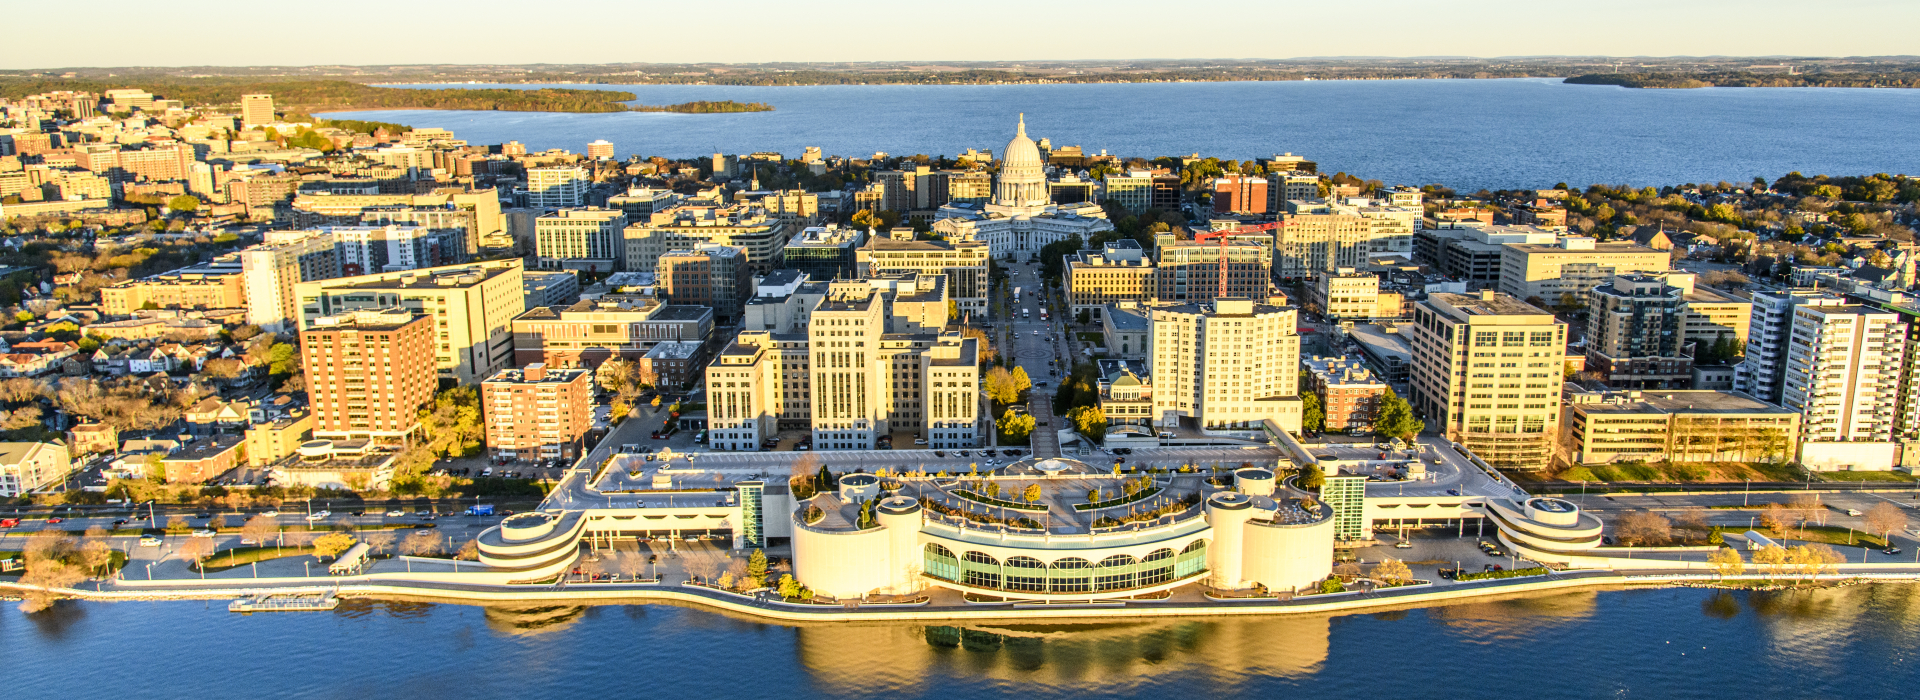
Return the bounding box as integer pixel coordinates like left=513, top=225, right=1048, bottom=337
left=1076, top=309, right=1091, bottom=326
left=1067, top=405, right=1108, bottom=441
left=165, top=195, right=200, bottom=214
left=1297, top=467, right=1325, bottom=490
left=1373, top=388, right=1423, bottom=441
left=1301, top=391, right=1325, bottom=432
left=998, top=409, right=1036, bottom=445
left=419, top=386, right=485, bottom=458
left=747, top=548, right=768, bottom=587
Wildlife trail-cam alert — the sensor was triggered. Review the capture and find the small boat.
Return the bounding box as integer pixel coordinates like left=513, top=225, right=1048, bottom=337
left=229, top=592, right=341, bottom=613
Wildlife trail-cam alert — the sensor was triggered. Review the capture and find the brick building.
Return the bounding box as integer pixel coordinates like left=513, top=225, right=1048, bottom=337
left=482, top=363, right=593, bottom=461
left=300, top=309, right=437, bottom=444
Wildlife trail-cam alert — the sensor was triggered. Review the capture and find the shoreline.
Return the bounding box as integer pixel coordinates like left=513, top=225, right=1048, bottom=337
left=7, top=571, right=1914, bottom=622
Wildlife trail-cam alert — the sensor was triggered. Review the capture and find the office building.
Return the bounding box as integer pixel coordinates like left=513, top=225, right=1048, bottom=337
left=242, top=232, right=342, bottom=333
left=1414, top=224, right=1559, bottom=289
left=623, top=204, right=793, bottom=275
left=511, top=297, right=714, bottom=368
left=323, top=224, right=467, bottom=276
left=240, top=94, right=275, bottom=127
left=606, top=186, right=681, bottom=221
left=1150, top=298, right=1303, bottom=433
left=1050, top=173, right=1097, bottom=205
left=660, top=245, right=754, bottom=324
left=291, top=189, right=504, bottom=241
left=295, top=260, right=527, bottom=386
left=1066, top=240, right=1155, bottom=321
left=782, top=224, right=867, bottom=281
left=1272, top=198, right=1419, bottom=280
left=1407, top=291, right=1567, bottom=471
left=1302, top=356, right=1389, bottom=433
left=587, top=140, right=615, bottom=160
left=300, top=309, right=437, bottom=444
left=1267, top=174, right=1320, bottom=211
left=1562, top=388, right=1799, bottom=466
left=1153, top=240, right=1272, bottom=304
left=856, top=236, right=991, bottom=317
left=526, top=165, right=589, bottom=208
left=1103, top=170, right=1154, bottom=213
left=536, top=208, right=628, bottom=273
left=482, top=363, right=593, bottom=461
left=1498, top=237, right=1669, bottom=304
left=521, top=270, right=581, bottom=310
left=101, top=262, right=246, bottom=316
left=1308, top=267, right=1402, bottom=321
left=931, top=116, right=1113, bottom=258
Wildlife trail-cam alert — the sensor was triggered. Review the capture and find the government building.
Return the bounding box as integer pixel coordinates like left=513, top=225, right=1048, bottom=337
left=932, top=115, right=1113, bottom=259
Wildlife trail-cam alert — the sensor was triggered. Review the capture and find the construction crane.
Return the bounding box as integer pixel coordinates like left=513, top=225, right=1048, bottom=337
left=1195, top=222, right=1290, bottom=300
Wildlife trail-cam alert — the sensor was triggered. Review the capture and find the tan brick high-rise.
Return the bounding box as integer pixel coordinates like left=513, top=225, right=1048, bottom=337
left=301, top=309, right=437, bottom=444
left=481, top=363, right=592, bottom=461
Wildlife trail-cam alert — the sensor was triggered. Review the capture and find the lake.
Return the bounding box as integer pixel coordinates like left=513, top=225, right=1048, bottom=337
left=5, top=586, right=1918, bottom=698
left=321, top=79, right=1920, bottom=191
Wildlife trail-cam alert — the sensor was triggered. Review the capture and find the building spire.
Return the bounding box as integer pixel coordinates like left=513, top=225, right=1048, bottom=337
left=1017, top=113, right=1026, bottom=137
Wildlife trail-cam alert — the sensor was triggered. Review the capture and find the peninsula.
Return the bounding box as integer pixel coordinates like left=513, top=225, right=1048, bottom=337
left=0, top=79, right=773, bottom=114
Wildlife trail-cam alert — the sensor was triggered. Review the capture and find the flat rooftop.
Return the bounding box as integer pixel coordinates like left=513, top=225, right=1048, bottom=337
left=1576, top=389, right=1791, bottom=415
left=1429, top=292, right=1553, bottom=318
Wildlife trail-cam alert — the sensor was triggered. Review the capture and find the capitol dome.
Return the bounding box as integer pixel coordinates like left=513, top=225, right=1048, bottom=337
left=993, top=114, right=1050, bottom=208
left=1003, top=114, right=1044, bottom=168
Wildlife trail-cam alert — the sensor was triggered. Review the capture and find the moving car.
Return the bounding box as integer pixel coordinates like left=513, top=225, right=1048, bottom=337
left=386, top=509, right=406, bottom=517
left=191, top=528, right=215, bottom=538
left=138, top=535, right=163, bottom=547
left=305, top=510, right=330, bottom=521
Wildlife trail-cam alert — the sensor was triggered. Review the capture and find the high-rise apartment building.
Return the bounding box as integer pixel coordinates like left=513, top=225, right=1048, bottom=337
left=482, top=363, right=593, bottom=461
left=1407, top=291, right=1567, bottom=471
left=1211, top=176, right=1269, bottom=215
left=1780, top=305, right=1910, bottom=445
left=1735, top=289, right=1844, bottom=403
left=1149, top=298, right=1303, bottom=432
left=101, top=262, right=246, bottom=316
left=1585, top=272, right=1752, bottom=389
left=242, top=232, right=342, bottom=333
left=659, top=245, right=753, bottom=324
left=295, top=260, right=527, bottom=386
left=1272, top=198, right=1419, bottom=279
left=323, top=224, right=468, bottom=276
left=535, top=208, right=628, bottom=273
left=300, top=309, right=437, bottom=444
left=526, top=165, right=589, bottom=208
left=240, top=94, right=275, bottom=127
left=1309, top=267, right=1402, bottom=321
left=623, top=204, right=792, bottom=274
left=513, top=297, right=714, bottom=368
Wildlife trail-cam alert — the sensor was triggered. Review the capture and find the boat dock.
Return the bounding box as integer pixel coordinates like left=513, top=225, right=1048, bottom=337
left=229, top=592, right=341, bottom=613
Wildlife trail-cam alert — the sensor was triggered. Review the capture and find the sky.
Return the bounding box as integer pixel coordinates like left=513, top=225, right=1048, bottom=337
left=3, top=0, right=1917, bottom=68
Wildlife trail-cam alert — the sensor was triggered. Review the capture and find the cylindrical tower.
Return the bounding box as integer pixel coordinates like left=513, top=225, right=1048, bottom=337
left=877, top=496, right=924, bottom=594
left=1235, top=467, right=1276, bottom=497
left=1205, top=492, right=1256, bottom=589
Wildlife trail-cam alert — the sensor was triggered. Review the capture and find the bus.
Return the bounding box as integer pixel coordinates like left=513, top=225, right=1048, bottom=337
left=1013, top=287, right=1022, bottom=303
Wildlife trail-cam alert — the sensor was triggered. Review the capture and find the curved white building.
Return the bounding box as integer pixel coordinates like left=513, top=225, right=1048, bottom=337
left=789, top=457, right=1335, bottom=601
left=932, top=115, right=1113, bottom=259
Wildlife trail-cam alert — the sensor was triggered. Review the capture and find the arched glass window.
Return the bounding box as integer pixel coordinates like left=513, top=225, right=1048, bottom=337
left=926, top=543, right=955, bottom=559
left=1006, top=556, right=1046, bottom=569
left=1050, top=557, right=1091, bottom=570
left=962, top=551, right=999, bottom=566
left=1097, top=555, right=1138, bottom=568
left=1182, top=539, right=1209, bottom=554
left=961, top=551, right=1001, bottom=589
left=1143, top=548, right=1175, bottom=562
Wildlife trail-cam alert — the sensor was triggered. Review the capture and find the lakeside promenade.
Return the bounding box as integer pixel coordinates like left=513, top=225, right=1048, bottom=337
left=8, top=567, right=1920, bottom=623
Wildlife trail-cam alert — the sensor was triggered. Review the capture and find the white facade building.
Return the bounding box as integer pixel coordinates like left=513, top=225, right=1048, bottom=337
left=932, top=115, right=1112, bottom=259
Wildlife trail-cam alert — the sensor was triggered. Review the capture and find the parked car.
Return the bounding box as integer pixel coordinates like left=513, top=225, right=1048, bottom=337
left=1394, top=540, right=1413, bottom=549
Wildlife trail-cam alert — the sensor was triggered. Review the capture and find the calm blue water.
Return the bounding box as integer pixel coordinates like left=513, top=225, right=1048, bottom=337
left=5, top=586, right=1917, bottom=698
left=321, top=80, right=1920, bottom=191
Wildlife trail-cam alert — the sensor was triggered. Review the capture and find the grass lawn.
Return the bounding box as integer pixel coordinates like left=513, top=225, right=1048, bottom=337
left=1779, top=525, right=1888, bottom=548
left=198, top=546, right=318, bottom=573
left=1551, top=461, right=1802, bottom=484
left=1814, top=470, right=1919, bottom=483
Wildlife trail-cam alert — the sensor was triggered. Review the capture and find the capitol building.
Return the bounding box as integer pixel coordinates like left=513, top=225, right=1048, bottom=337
left=932, top=115, right=1113, bottom=259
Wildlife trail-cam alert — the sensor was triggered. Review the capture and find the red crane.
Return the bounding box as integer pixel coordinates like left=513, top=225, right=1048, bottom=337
left=1195, top=222, right=1290, bottom=300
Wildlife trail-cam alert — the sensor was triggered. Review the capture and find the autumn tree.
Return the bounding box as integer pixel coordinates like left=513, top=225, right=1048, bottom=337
left=1614, top=511, right=1672, bottom=546
left=1371, top=558, right=1413, bottom=586
left=1009, top=366, right=1032, bottom=394
left=1023, top=483, right=1042, bottom=504
left=983, top=367, right=1020, bottom=406
left=311, top=532, right=357, bottom=561
left=789, top=452, right=823, bottom=500
left=1759, top=502, right=1800, bottom=537
left=402, top=529, right=443, bottom=557
left=419, top=386, right=485, bottom=458
left=1752, top=544, right=1788, bottom=580
left=1707, top=547, right=1745, bottom=579
left=362, top=531, right=397, bottom=556
left=178, top=538, right=216, bottom=571
left=1863, top=502, right=1907, bottom=544
left=998, top=409, right=1036, bottom=445
left=241, top=515, right=278, bottom=546
left=1788, top=493, right=1827, bottom=527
